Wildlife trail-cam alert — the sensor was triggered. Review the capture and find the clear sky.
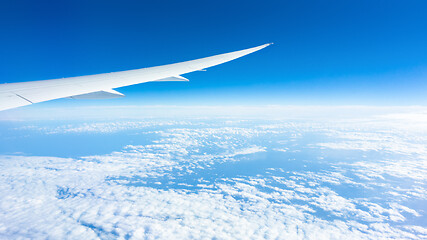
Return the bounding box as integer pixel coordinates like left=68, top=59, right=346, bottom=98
left=0, top=0, right=426, bottom=106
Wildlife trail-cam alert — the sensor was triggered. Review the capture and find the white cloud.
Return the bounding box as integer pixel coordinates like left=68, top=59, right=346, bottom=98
left=0, top=152, right=423, bottom=239
left=0, top=113, right=426, bottom=239
left=2, top=153, right=421, bottom=239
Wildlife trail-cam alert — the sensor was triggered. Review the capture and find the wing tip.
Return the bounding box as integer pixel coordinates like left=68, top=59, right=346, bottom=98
left=263, top=42, right=274, bottom=48
left=249, top=43, right=273, bottom=52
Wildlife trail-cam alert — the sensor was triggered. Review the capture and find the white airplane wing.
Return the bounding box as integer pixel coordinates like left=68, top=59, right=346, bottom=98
left=0, top=43, right=271, bottom=111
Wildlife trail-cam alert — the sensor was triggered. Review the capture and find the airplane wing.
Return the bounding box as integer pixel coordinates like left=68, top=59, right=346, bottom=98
left=0, top=43, right=271, bottom=111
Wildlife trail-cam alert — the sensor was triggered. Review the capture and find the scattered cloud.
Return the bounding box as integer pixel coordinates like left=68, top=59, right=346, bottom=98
left=0, top=114, right=426, bottom=239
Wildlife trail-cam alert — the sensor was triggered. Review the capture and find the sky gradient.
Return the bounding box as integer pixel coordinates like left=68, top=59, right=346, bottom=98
left=0, top=0, right=426, bottom=107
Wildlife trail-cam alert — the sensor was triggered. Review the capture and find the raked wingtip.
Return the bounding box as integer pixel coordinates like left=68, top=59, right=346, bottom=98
left=260, top=43, right=274, bottom=49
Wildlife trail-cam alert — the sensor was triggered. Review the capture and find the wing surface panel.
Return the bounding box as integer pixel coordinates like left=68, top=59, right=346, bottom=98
left=0, top=92, right=32, bottom=111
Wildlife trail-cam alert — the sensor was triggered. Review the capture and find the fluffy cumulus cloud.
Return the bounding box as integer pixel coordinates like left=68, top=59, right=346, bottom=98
left=0, top=114, right=426, bottom=239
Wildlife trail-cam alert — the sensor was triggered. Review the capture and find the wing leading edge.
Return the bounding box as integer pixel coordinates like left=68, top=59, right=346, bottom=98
left=0, top=43, right=271, bottom=111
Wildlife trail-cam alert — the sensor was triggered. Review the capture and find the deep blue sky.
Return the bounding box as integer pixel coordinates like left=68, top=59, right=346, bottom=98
left=0, top=0, right=426, bottom=106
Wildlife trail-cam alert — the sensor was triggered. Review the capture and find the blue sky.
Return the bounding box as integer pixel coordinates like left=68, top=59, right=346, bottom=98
left=0, top=0, right=426, bottom=106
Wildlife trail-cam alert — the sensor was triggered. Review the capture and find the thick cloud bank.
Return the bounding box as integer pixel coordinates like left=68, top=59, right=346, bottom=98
left=0, top=114, right=426, bottom=239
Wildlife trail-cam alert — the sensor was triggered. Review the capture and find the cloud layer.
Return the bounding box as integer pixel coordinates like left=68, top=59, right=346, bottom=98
left=0, top=116, right=426, bottom=239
